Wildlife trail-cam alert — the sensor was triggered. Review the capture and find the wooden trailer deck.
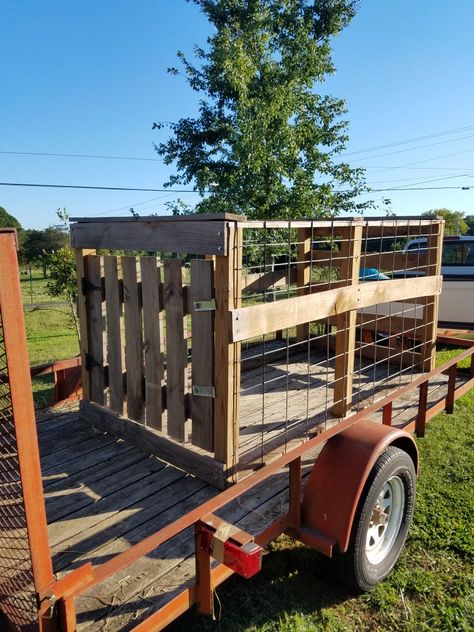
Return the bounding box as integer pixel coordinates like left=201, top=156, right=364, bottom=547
left=39, top=363, right=468, bottom=631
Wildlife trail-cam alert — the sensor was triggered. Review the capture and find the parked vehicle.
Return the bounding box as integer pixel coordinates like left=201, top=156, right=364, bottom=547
left=402, top=236, right=474, bottom=327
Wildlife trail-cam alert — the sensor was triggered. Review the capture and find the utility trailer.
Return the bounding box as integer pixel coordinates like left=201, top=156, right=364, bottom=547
left=1, top=218, right=474, bottom=631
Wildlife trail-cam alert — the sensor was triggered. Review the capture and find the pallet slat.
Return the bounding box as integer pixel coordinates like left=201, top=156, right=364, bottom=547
left=104, top=256, right=124, bottom=414
left=190, top=260, right=214, bottom=451
left=86, top=255, right=104, bottom=405
left=122, top=256, right=144, bottom=422
left=141, top=256, right=163, bottom=430
left=164, top=259, right=186, bottom=441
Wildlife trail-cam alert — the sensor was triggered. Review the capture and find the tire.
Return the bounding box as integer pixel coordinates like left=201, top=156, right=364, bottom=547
left=332, top=446, right=416, bottom=591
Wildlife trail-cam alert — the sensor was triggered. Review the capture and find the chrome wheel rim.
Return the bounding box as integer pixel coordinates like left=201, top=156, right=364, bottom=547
left=365, top=476, right=405, bottom=565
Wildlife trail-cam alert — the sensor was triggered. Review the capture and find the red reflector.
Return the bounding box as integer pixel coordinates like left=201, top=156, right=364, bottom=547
left=199, top=526, right=262, bottom=579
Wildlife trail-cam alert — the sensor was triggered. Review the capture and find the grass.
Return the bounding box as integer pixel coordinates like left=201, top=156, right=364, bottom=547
left=169, top=379, right=474, bottom=632
left=20, top=268, right=55, bottom=304
left=24, top=305, right=79, bottom=406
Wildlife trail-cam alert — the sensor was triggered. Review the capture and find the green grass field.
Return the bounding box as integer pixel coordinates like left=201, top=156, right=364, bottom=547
left=20, top=269, right=55, bottom=305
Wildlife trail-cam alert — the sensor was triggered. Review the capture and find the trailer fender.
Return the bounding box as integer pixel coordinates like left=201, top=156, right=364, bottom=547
left=301, top=420, right=418, bottom=555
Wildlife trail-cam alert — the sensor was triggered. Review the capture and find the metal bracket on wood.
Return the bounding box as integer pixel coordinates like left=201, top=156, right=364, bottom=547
left=84, top=352, right=100, bottom=371
left=81, top=277, right=102, bottom=295
left=193, top=299, right=216, bottom=312
left=193, top=385, right=215, bottom=398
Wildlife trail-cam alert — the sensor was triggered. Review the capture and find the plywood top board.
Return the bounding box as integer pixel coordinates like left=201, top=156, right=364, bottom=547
left=70, top=219, right=228, bottom=255
left=70, top=212, right=245, bottom=222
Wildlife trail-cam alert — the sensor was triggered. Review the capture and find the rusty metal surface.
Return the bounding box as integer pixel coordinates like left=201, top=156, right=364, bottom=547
left=301, top=421, right=418, bottom=554
left=0, top=309, right=38, bottom=628
left=0, top=232, right=54, bottom=630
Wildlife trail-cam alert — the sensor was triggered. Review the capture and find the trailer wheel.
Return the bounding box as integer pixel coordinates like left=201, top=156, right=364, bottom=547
left=333, top=446, right=416, bottom=591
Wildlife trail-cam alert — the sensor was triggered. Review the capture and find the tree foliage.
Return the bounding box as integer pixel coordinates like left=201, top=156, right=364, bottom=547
left=155, top=0, right=369, bottom=219
left=422, top=209, right=469, bottom=236
left=0, top=206, right=22, bottom=230
left=21, top=227, right=69, bottom=276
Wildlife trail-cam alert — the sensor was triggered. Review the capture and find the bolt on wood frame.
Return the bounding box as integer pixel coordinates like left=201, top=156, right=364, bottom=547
left=71, top=215, right=444, bottom=488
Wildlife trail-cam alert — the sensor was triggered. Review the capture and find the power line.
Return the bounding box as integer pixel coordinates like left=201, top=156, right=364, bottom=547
left=342, top=124, right=474, bottom=157
left=0, top=150, right=164, bottom=162
left=0, top=181, right=202, bottom=193
left=344, top=133, right=474, bottom=162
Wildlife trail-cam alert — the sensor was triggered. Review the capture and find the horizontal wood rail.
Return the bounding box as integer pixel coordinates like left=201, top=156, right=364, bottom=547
left=231, top=275, right=442, bottom=342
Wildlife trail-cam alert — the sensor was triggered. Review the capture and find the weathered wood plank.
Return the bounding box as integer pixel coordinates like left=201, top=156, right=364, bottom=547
left=163, top=259, right=186, bottom=441
left=80, top=401, right=226, bottom=488
left=141, top=256, right=163, bottom=430
left=122, top=256, right=144, bottom=422
left=85, top=255, right=104, bottom=404
left=231, top=275, right=443, bottom=342
left=104, top=256, right=124, bottom=414
left=71, top=220, right=228, bottom=255
left=190, top=259, right=214, bottom=451
left=214, top=224, right=242, bottom=479
left=333, top=223, right=363, bottom=417
left=296, top=227, right=312, bottom=341
left=420, top=222, right=444, bottom=371
left=75, top=249, right=95, bottom=400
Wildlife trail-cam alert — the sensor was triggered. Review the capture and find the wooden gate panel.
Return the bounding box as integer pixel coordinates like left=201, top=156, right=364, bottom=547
left=141, top=256, right=163, bottom=430
left=190, top=259, right=215, bottom=451
left=122, top=256, right=145, bottom=422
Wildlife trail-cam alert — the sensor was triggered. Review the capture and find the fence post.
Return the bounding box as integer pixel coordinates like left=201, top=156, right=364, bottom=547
left=420, top=220, right=444, bottom=372
left=214, top=222, right=242, bottom=482
left=332, top=220, right=363, bottom=417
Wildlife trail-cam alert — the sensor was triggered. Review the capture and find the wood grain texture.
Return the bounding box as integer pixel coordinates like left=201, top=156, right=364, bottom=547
left=333, top=223, right=363, bottom=417
left=141, top=256, right=163, bottom=430
left=296, top=227, right=312, bottom=341
left=190, top=259, right=214, bottom=451
left=86, top=255, right=104, bottom=404
left=214, top=225, right=242, bottom=478
left=231, top=275, right=442, bottom=342
left=80, top=400, right=226, bottom=488
left=420, top=222, right=444, bottom=372
left=74, top=249, right=95, bottom=400
left=71, top=220, right=228, bottom=255
left=122, top=256, right=144, bottom=422
left=104, top=256, right=124, bottom=414
left=164, top=259, right=186, bottom=441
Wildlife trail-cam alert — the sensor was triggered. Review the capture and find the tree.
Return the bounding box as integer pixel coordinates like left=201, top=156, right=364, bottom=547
left=0, top=206, right=22, bottom=230
left=155, top=0, right=369, bottom=219
left=46, top=244, right=80, bottom=341
left=21, top=226, right=69, bottom=277
left=422, top=209, right=469, bottom=236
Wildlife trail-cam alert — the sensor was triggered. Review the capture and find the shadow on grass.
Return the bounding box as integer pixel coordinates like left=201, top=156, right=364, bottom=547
left=168, top=541, right=355, bottom=632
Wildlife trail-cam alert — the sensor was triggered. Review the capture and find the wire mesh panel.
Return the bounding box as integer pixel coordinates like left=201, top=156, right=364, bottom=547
left=235, top=218, right=443, bottom=473
left=0, top=309, right=38, bottom=629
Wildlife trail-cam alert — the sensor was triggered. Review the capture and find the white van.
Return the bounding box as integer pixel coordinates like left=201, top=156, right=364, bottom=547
left=402, top=236, right=474, bottom=327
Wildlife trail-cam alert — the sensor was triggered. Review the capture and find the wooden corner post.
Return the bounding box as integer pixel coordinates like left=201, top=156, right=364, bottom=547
left=332, top=220, right=363, bottom=417
left=214, top=222, right=242, bottom=483
left=420, top=219, right=444, bottom=372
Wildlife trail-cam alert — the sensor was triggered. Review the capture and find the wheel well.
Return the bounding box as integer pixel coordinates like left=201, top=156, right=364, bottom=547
left=390, top=436, right=418, bottom=473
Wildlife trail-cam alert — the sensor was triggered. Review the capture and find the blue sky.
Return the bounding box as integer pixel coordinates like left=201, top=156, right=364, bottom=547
left=1, top=0, right=473, bottom=229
